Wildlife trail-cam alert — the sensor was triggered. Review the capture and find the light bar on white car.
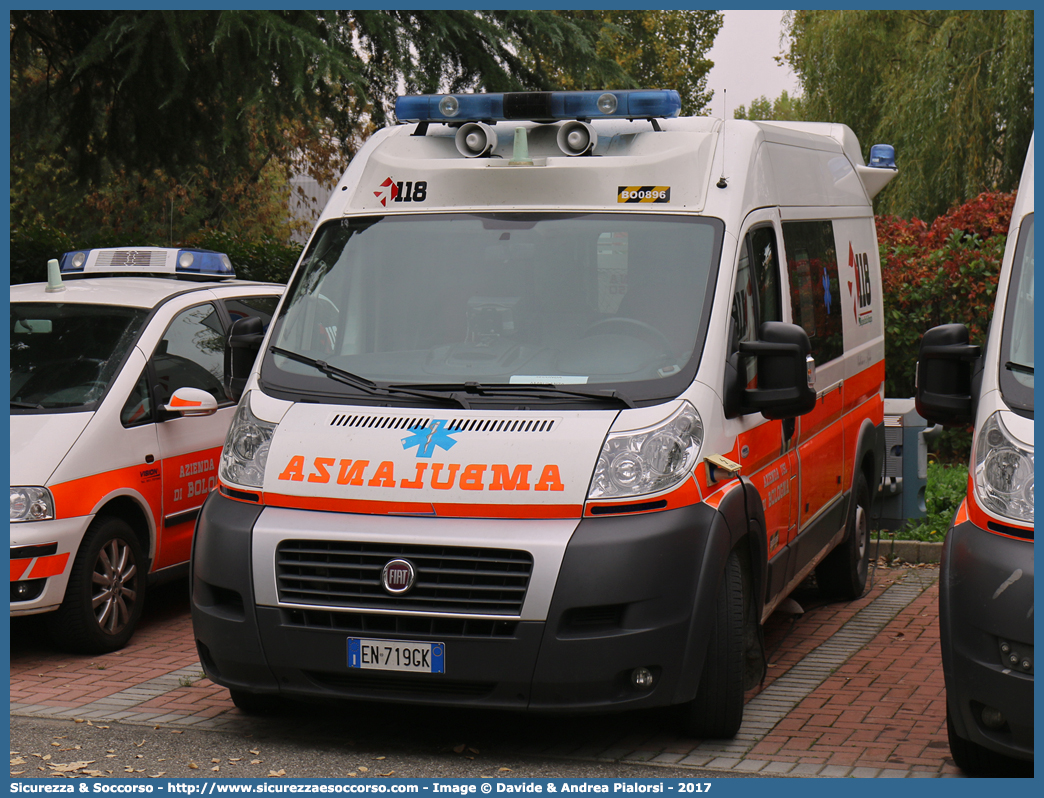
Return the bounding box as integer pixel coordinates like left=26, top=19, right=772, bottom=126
left=395, top=89, right=682, bottom=124
left=59, top=247, right=235, bottom=277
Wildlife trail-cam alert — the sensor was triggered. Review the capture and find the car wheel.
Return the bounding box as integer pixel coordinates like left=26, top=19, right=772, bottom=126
left=816, top=470, right=871, bottom=600
left=680, top=549, right=745, bottom=738
left=47, top=516, right=146, bottom=654
left=229, top=688, right=283, bottom=715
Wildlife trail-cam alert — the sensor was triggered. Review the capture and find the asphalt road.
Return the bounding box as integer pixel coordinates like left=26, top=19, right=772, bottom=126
left=11, top=715, right=762, bottom=780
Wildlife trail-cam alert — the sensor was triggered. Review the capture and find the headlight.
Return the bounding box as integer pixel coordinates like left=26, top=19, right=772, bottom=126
left=974, top=411, right=1034, bottom=524
left=11, top=487, right=55, bottom=522
left=588, top=402, right=703, bottom=499
left=219, top=392, right=278, bottom=489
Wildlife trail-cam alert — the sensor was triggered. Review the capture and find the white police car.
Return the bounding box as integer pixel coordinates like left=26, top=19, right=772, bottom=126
left=10, top=247, right=283, bottom=652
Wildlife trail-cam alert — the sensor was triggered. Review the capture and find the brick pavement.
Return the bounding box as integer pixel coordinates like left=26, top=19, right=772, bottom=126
left=10, top=563, right=957, bottom=777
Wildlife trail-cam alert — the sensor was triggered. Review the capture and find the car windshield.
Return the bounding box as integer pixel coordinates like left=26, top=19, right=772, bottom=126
left=263, top=212, right=723, bottom=407
left=11, top=303, right=148, bottom=411
left=999, top=212, right=1033, bottom=413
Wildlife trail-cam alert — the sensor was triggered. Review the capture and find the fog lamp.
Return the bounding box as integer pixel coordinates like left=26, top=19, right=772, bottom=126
left=631, top=667, right=655, bottom=690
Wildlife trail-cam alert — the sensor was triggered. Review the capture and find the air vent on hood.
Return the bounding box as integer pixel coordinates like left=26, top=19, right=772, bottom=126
left=328, top=414, right=557, bottom=434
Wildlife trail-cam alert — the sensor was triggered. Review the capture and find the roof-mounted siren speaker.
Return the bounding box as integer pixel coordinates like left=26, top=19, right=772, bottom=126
left=557, top=121, right=597, bottom=156
left=455, top=122, right=498, bottom=158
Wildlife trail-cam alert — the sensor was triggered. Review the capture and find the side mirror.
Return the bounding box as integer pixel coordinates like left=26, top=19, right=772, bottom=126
left=164, top=387, right=219, bottom=417
left=915, top=323, right=981, bottom=426
left=726, top=321, right=817, bottom=420
left=224, top=316, right=265, bottom=402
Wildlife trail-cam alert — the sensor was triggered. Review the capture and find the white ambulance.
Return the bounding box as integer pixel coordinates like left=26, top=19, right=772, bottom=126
left=915, top=135, right=1033, bottom=774
left=10, top=249, right=282, bottom=653
left=192, top=90, right=896, bottom=736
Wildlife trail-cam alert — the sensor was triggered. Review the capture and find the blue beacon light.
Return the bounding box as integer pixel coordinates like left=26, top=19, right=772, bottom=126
left=395, top=90, right=682, bottom=123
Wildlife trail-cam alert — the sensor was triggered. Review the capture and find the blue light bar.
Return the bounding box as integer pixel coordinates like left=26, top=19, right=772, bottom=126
left=868, top=144, right=896, bottom=169
left=395, top=90, right=682, bottom=124
left=58, top=247, right=235, bottom=277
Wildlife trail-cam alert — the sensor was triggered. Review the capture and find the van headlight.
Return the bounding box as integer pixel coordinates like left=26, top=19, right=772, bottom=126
left=219, top=392, right=278, bottom=489
left=974, top=411, right=1034, bottom=524
left=10, top=487, right=55, bottom=522
left=588, top=402, right=703, bottom=499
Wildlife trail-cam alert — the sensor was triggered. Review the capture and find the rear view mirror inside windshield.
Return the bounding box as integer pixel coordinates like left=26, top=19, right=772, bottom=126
left=13, top=319, right=52, bottom=334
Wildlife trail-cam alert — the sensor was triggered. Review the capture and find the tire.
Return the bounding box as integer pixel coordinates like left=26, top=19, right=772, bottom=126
left=816, top=470, right=871, bottom=600
left=946, top=709, right=1032, bottom=777
left=229, top=689, right=283, bottom=715
left=680, top=550, right=745, bottom=739
left=46, top=516, right=146, bottom=654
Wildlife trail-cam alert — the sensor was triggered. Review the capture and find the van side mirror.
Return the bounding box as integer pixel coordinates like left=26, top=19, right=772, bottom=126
left=914, top=323, right=981, bottom=426
left=224, top=315, right=265, bottom=402
left=726, top=321, right=817, bottom=420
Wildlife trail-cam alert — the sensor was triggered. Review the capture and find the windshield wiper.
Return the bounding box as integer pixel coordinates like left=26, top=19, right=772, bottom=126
left=11, top=400, right=44, bottom=409
left=1005, top=361, right=1034, bottom=375
left=270, top=347, right=470, bottom=408
left=389, top=381, right=636, bottom=408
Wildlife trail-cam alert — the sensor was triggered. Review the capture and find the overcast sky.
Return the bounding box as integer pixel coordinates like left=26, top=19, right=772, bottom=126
left=705, top=10, right=801, bottom=116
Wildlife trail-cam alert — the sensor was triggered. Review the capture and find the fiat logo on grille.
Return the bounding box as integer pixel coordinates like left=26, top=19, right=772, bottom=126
left=381, top=559, right=416, bottom=595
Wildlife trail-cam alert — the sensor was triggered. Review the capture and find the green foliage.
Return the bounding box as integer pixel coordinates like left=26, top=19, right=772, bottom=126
left=733, top=90, right=805, bottom=121
left=783, top=10, right=1033, bottom=220
left=9, top=10, right=638, bottom=247
left=886, top=462, right=968, bottom=540
left=195, top=232, right=302, bottom=285
left=550, top=11, right=723, bottom=116
left=878, top=190, right=1015, bottom=404
left=10, top=224, right=301, bottom=287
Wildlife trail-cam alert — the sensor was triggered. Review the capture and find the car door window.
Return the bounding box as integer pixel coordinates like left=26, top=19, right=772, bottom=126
left=782, top=220, right=842, bottom=365
left=732, top=227, right=782, bottom=386
left=223, top=295, right=280, bottom=329
left=120, top=368, right=154, bottom=427
left=152, top=303, right=228, bottom=406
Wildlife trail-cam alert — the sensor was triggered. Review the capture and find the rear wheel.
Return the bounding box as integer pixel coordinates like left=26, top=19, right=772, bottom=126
left=47, top=516, right=146, bottom=654
left=816, top=471, right=871, bottom=600
left=680, top=550, right=745, bottom=738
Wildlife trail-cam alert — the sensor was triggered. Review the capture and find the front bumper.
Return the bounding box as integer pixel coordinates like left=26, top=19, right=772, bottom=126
left=940, top=518, right=1034, bottom=760
left=191, top=490, right=734, bottom=711
left=10, top=516, right=93, bottom=615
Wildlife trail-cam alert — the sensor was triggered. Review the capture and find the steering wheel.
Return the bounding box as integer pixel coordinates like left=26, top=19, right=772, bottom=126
left=582, top=317, right=675, bottom=357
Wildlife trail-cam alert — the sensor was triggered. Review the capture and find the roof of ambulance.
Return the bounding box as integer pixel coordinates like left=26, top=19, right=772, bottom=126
left=10, top=277, right=279, bottom=309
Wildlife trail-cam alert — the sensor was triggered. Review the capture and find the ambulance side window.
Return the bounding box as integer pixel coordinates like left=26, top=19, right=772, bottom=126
left=732, top=227, right=782, bottom=386
left=120, top=369, right=153, bottom=428
left=782, top=220, right=842, bottom=364
left=152, top=303, right=228, bottom=407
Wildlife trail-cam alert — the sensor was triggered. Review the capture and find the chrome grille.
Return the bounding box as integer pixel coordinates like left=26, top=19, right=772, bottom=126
left=275, top=541, right=533, bottom=615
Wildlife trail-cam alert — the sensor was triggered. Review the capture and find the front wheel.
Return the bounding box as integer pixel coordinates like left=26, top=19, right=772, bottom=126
left=680, top=550, right=745, bottom=738
left=47, top=516, right=146, bottom=654
left=229, top=689, right=283, bottom=715
left=816, top=470, right=871, bottom=600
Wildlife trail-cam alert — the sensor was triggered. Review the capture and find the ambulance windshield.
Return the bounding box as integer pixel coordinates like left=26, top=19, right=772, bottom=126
left=265, top=213, right=723, bottom=406
left=999, top=213, right=1033, bottom=413
left=10, top=303, right=148, bottom=411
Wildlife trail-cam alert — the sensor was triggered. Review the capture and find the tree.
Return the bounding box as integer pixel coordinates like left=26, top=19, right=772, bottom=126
left=733, top=90, right=805, bottom=122
left=782, top=10, right=1033, bottom=219
left=10, top=10, right=633, bottom=243
left=550, top=11, right=723, bottom=116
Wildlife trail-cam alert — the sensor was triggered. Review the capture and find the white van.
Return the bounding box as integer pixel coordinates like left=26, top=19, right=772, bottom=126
left=915, top=136, right=1033, bottom=774
left=191, top=90, right=896, bottom=736
left=10, top=249, right=282, bottom=653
